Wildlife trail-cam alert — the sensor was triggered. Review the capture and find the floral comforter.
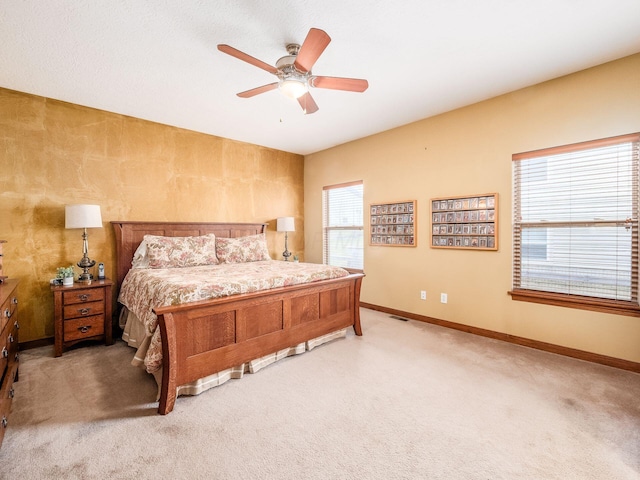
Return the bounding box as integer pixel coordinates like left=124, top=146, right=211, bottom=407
left=118, top=260, right=349, bottom=373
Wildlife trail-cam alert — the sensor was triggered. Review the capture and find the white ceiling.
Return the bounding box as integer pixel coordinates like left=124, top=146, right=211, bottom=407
left=2, top=1, right=639, bottom=155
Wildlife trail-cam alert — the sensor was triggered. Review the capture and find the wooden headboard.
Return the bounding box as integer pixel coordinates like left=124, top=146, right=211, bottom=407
left=111, top=221, right=268, bottom=293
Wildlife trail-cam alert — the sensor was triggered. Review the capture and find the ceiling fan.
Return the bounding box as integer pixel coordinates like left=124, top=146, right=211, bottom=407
left=217, top=28, right=368, bottom=114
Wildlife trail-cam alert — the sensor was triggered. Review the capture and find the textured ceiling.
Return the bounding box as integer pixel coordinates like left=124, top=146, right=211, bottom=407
left=2, top=1, right=640, bottom=155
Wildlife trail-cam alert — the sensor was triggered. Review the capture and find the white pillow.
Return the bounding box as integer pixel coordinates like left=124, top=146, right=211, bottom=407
left=131, top=240, right=150, bottom=268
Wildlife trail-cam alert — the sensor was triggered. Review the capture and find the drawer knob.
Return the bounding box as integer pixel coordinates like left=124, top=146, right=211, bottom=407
left=8, top=334, right=13, bottom=343
left=3, top=308, right=9, bottom=319
left=14, top=320, right=19, bottom=329
left=1, top=347, right=7, bottom=358
left=79, top=294, right=89, bottom=302
left=79, top=308, right=91, bottom=315
left=11, top=297, right=17, bottom=305
left=1, top=416, right=7, bottom=428
left=9, top=388, right=14, bottom=398
left=14, top=352, right=19, bottom=362
left=78, top=325, right=92, bottom=334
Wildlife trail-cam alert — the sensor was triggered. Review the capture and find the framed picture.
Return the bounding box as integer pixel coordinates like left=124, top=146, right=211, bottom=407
left=370, top=200, right=417, bottom=247
left=430, top=193, right=498, bottom=251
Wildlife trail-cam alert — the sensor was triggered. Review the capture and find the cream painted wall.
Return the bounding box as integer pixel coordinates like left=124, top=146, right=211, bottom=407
left=305, top=53, right=640, bottom=363
left=0, top=88, right=304, bottom=343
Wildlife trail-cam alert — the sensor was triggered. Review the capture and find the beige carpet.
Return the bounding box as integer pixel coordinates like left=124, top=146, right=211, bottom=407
left=1, top=308, right=638, bottom=479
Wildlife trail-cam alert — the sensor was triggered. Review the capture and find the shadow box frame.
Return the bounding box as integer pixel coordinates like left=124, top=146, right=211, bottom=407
left=430, top=193, right=498, bottom=251
left=369, top=200, right=417, bottom=247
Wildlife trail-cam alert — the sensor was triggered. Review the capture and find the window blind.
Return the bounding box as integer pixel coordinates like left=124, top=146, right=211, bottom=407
left=513, top=133, right=640, bottom=304
left=322, top=181, right=364, bottom=270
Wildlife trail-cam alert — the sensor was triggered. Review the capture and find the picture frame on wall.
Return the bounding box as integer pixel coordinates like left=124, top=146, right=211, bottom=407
left=430, top=193, right=498, bottom=251
left=370, top=200, right=417, bottom=247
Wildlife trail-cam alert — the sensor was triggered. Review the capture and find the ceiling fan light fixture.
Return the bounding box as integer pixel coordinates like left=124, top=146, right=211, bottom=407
left=279, top=78, right=308, bottom=99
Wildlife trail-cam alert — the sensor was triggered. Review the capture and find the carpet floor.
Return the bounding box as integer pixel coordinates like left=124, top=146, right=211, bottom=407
left=0, top=308, right=638, bottom=479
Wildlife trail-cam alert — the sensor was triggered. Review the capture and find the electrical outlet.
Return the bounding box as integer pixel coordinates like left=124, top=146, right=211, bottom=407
left=420, top=290, right=426, bottom=300
left=440, top=293, right=448, bottom=304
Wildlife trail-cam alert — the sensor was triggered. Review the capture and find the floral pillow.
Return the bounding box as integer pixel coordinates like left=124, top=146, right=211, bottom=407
left=216, top=233, right=271, bottom=263
left=144, top=233, right=219, bottom=268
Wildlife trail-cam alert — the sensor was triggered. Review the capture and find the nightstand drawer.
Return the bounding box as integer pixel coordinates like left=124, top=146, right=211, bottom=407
left=63, top=288, right=105, bottom=305
left=63, top=301, right=104, bottom=320
left=64, top=315, right=105, bottom=342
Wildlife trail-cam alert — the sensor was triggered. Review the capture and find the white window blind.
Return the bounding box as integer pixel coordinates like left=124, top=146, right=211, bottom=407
left=322, top=181, right=364, bottom=270
left=512, top=133, right=640, bottom=308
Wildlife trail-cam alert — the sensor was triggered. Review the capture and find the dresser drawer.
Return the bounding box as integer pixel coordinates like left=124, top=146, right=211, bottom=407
left=7, top=320, right=18, bottom=359
left=0, top=398, right=11, bottom=448
left=0, top=294, right=16, bottom=334
left=3, top=323, right=18, bottom=356
left=0, top=323, right=8, bottom=380
left=0, top=298, right=7, bottom=336
left=0, top=363, right=17, bottom=400
left=63, top=288, right=105, bottom=305
left=63, top=300, right=104, bottom=320
left=64, top=315, right=105, bottom=342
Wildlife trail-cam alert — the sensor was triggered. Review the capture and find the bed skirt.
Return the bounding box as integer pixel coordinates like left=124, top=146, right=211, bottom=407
left=120, top=308, right=346, bottom=399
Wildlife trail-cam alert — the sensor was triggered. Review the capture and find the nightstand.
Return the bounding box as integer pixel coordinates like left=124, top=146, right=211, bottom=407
left=51, top=279, right=114, bottom=357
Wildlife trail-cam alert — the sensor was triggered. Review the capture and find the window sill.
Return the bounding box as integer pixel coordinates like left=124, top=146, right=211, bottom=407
left=508, top=289, right=640, bottom=317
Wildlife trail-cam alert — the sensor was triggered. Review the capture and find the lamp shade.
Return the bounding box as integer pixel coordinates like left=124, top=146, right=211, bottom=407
left=65, top=204, right=103, bottom=229
left=277, top=217, right=295, bottom=232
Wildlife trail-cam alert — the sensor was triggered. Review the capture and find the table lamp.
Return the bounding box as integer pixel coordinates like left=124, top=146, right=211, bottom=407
left=65, top=204, right=102, bottom=281
left=276, top=217, right=295, bottom=261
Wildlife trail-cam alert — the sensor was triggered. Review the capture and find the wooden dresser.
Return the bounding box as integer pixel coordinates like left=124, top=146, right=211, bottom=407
left=0, top=279, right=19, bottom=448
left=51, top=279, right=113, bottom=357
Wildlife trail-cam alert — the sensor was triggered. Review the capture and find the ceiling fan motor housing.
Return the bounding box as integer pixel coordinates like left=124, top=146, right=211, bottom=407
left=276, top=46, right=309, bottom=98
left=276, top=49, right=309, bottom=80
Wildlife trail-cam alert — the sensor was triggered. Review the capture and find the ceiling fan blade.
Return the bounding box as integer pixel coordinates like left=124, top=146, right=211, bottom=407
left=293, top=28, right=331, bottom=73
left=237, top=82, right=279, bottom=98
left=297, top=92, right=319, bottom=114
left=217, top=44, right=278, bottom=75
left=311, top=76, right=369, bottom=92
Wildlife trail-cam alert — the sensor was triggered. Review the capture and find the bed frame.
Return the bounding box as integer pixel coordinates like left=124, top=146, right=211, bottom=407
left=112, top=221, right=364, bottom=414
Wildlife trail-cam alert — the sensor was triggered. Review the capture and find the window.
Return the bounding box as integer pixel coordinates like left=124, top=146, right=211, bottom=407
left=322, top=181, right=364, bottom=270
left=511, top=133, right=640, bottom=316
left=521, top=228, right=547, bottom=261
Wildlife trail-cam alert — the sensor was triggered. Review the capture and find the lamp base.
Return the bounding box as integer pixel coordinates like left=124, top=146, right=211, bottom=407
left=77, top=257, right=96, bottom=282
left=76, top=227, right=96, bottom=282
left=282, top=231, right=292, bottom=261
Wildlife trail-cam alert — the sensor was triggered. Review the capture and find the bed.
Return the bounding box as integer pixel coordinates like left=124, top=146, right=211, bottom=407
left=112, top=221, right=364, bottom=414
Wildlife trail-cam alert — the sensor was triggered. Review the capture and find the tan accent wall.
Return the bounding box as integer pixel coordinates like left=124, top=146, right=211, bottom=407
left=305, top=53, right=640, bottom=363
left=0, top=88, right=304, bottom=343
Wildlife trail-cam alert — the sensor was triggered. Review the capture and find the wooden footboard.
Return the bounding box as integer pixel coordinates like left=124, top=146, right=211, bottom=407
left=154, top=273, right=363, bottom=414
